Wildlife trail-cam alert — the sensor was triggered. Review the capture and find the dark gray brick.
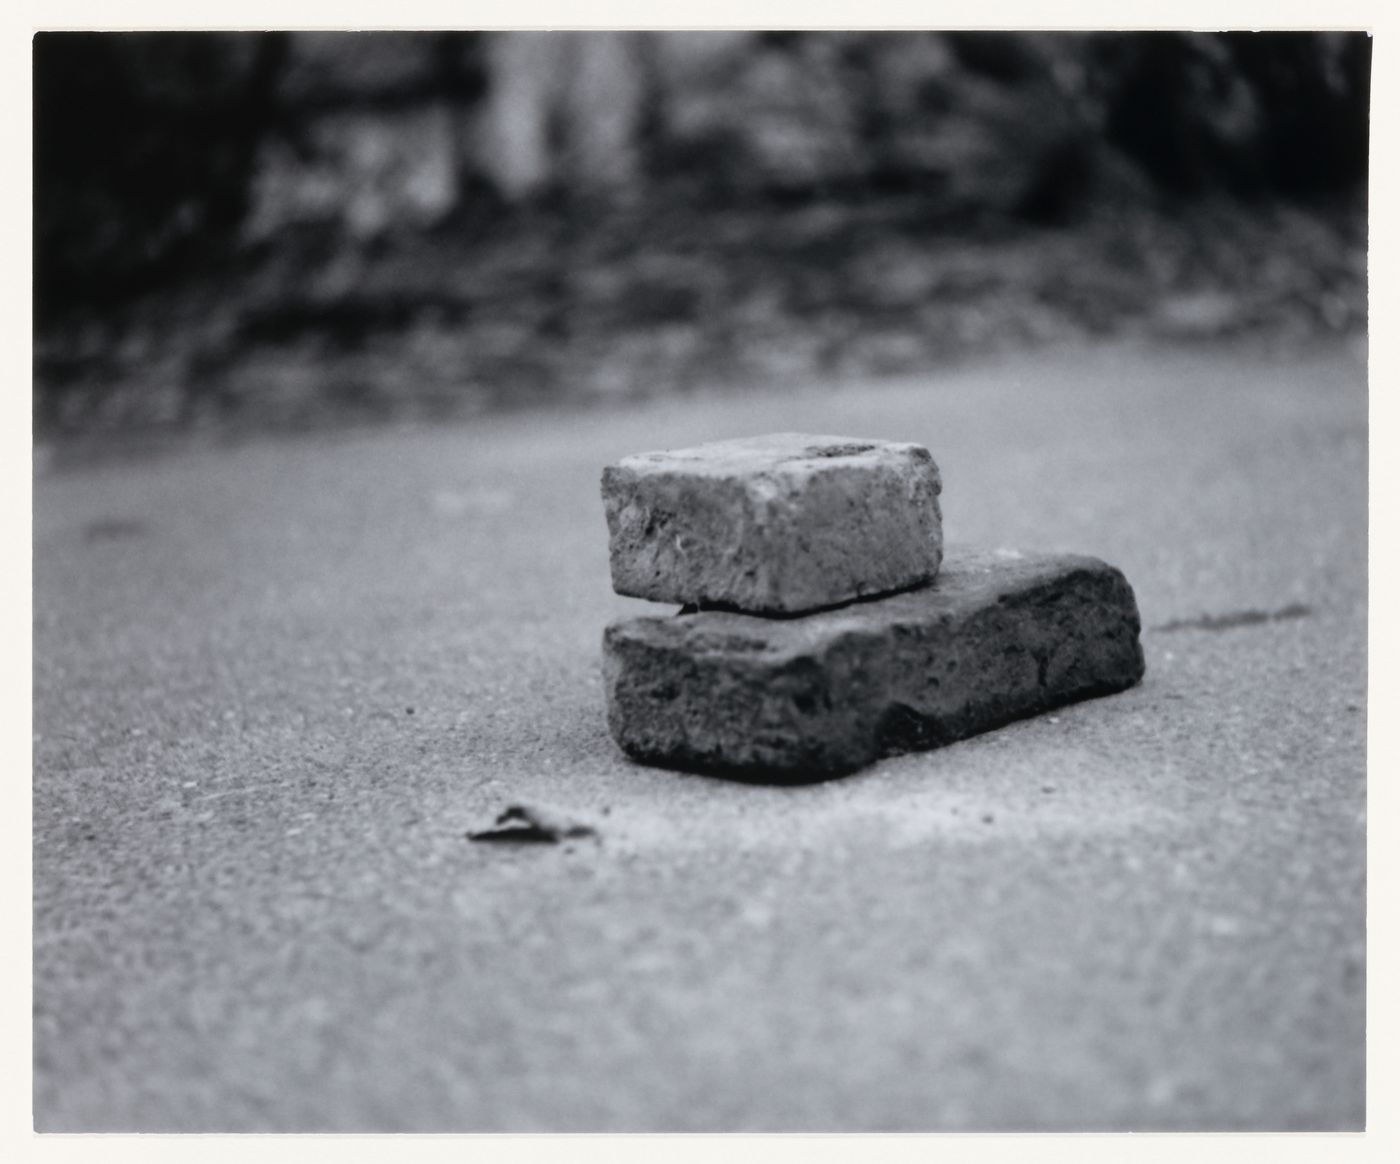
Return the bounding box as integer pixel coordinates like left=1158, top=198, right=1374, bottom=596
left=603, top=548, right=1145, bottom=778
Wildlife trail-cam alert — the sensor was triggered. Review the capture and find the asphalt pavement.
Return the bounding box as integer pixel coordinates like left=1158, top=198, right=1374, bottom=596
left=32, top=340, right=1367, bottom=1130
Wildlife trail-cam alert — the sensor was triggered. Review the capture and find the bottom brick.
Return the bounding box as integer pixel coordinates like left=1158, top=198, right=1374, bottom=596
left=603, top=548, right=1145, bottom=778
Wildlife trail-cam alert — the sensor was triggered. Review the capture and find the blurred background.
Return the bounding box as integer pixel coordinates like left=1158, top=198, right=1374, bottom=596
left=33, top=30, right=1370, bottom=446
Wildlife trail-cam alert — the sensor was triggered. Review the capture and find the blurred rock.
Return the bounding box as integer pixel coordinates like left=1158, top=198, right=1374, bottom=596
left=1153, top=290, right=1246, bottom=338
left=246, top=103, right=460, bottom=241
left=478, top=32, right=645, bottom=200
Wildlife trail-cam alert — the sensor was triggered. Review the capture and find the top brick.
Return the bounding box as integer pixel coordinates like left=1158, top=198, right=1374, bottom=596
left=601, top=433, right=943, bottom=614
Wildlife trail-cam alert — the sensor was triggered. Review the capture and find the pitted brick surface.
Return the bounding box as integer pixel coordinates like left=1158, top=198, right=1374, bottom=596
left=603, top=548, right=1145, bottom=777
left=601, top=433, right=943, bottom=614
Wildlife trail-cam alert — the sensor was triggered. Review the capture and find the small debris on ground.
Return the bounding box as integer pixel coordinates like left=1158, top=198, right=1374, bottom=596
left=1155, top=603, right=1312, bottom=633
left=467, top=804, right=599, bottom=844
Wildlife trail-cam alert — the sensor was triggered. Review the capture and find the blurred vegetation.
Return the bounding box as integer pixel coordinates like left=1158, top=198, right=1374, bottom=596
left=34, top=31, right=1370, bottom=439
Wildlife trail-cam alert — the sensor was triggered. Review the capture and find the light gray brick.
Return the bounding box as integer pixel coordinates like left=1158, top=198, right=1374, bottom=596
left=601, top=432, right=942, bottom=614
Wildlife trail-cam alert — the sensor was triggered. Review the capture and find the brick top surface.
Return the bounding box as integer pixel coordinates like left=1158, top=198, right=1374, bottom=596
left=612, top=432, right=940, bottom=484
left=605, top=547, right=1125, bottom=654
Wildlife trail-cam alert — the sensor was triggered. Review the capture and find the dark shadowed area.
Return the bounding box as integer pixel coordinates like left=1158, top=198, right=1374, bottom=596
left=32, top=30, right=1368, bottom=1133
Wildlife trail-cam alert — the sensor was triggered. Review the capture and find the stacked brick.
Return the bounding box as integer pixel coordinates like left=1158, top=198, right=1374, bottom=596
left=600, top=433, right=1144, bottom=778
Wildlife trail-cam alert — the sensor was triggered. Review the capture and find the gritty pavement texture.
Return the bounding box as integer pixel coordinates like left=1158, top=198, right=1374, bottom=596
left=602, top=433, right=942, bottom=613
left=605, top=548, right=1144, bottom=776
left=33, top=341, right=1366, bottom=1131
